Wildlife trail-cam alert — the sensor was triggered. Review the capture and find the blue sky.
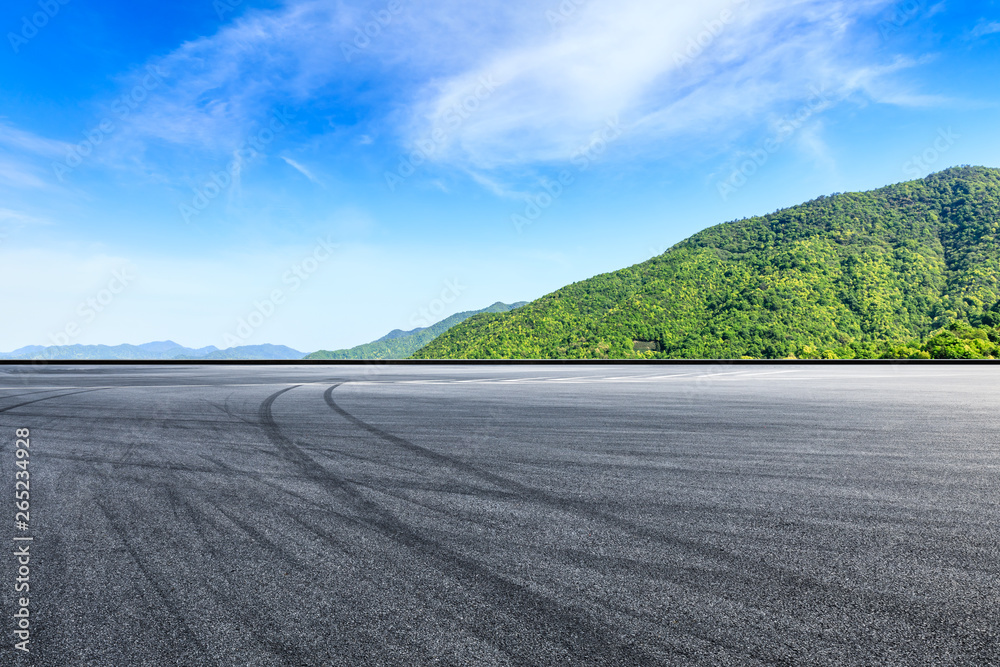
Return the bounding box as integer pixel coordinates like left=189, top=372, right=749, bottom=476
left=1, top=0, right=999, bottom=352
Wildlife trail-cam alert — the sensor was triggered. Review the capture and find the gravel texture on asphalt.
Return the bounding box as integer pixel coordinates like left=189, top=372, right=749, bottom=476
left=0, top=364, right=997, bottom=665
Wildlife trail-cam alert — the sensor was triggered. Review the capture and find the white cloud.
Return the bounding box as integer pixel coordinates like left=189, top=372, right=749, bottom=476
left=0, top=121, right=74, bottom=190
left=972, top=20, right=1000, bottom=37
left=112, top=0, right=546, bottom=148
left=281, top=156, right=324, bottom=187
left=8, top=0, right=923, bottom=188
left=0, top=159, right=50, bottom=190
left=0, top=121, right=72, bottom=157
left=0, top=208, right=50, bottom=227
left=407, top=0, right=906, bottom=170
left=794, top=121, right=837, bottom=171
left=102, top=1, right=353, bottom=154
left=466, top=171, right=531, bottom=200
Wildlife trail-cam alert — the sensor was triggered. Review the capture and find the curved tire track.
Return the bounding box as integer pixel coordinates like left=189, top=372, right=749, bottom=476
left=260, top=385, right=661, bottom=665
left=321, top=383, right=935, bottom=664
left=0, top=388, right=107, bottom=414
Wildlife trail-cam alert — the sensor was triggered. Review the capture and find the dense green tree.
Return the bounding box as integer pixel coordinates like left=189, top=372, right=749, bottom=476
left=307, top=302, right=525, bottom=360
left=413, top=166, right=1000, bottom=359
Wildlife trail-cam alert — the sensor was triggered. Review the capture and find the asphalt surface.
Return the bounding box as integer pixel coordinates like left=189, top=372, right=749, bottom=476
left=0, top=364, right=998, bottom=666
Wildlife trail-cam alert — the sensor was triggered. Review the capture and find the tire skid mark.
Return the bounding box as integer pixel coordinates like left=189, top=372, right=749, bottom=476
left=321, top=385, right=763, bottom=660
left=208, top=501, right=304, bottom=570
left=373, top=477, right=520, bottom=500
left=0, top=387, right=77, bottom=402
left=324, top=384, right=542, bottom=498
left=325, top=380, right=884, bottom=594
left=163, top=485, right=230, bottom=552
left=561, top=532, right=984, bottom=661
left=313, top=442, right=446, bottom=476
left=93, top=500, right=215, bottom=663
left=175, top=493, right=227, bottom=560
left=79, top=415, right=223, bottom=664
left=191, top=571, right=319, bottom=667
left=37, top=452, right=239, bottom=475
left=346, top=478, right=494, bottom=525
left=260, top=385, right=660, bottom=665
left=163, top=483, right=188, bottom=525
left=197, top=453, right=347, bottom=517
left=150, top=461, right=320, bottom=665
left=0, top=388, right=107, bottom=414
left=113, top=484, right=318, bottom=666
left=283, top=509, right=366, bottom=557
left=218, top=392, right=259, bottom=427
left=322, top=383, right=936, bottom=664
left=323, top=383, right=749, bottom=560
left=554, top=548, right=806, bottom=661
left=67, top=388, right=302, bottom=665
left=179, top=496, right=322, bottom=667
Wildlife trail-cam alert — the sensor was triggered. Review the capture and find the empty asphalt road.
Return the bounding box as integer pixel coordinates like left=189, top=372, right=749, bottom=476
left=0, top=364, right=998, bottom=665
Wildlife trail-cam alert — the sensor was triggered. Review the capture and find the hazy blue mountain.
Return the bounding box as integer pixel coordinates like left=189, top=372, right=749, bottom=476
left=8, top=345, right=46, bottom=357
left=136, top=340, right=220, bottom=355
left=0, top=344, right=180, bottom=360
left=0, top=342, right=303, bottom=360
left=306, top=301, right=527, bottom=360
left=194, top=345, right=305, bottom=360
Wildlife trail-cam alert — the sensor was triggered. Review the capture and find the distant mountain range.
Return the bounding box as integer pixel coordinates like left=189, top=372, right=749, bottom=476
left=306, top=302, right=527, bottom=360
left=0, top=302, right=530, bottom=361
left=0, top=341, right=305, bottom=361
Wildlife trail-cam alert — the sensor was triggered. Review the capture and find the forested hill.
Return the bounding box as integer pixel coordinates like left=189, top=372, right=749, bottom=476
left=306, top=301, right=526, bottom=360
left=414, top=166, right=1000, bottom=359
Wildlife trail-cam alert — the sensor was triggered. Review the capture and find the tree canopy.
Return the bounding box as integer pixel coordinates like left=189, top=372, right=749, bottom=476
left=414, top=166, right=1000, bottom=359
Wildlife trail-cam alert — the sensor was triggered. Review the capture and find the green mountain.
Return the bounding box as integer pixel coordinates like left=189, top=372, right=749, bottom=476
left=414, top=166, right=1000, bottom=360
left=306, top=301, right=527, bottom=360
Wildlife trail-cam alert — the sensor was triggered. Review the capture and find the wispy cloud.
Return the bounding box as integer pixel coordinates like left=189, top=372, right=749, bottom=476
left=0, top=208, right=51, bottom=233
left=101, top=1, right=354, bottom=156
left=0, top=121, right=72, bottom=157
left=466, top=171, right=530, bottom=200
left=110, top=0, right=544, bottom=150
left=0, top=158, right=50, bottom=190
left=281, top=156, right=324, bottom=188
left=794, top=121, right=838, bottom=173
left=0, top=121, right=74, bottom=190
left=406, top=0, right=910, bottom=171
left=971, top=20, right=1000, bottom=38
left=5, top=0, right=926, bottom=192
